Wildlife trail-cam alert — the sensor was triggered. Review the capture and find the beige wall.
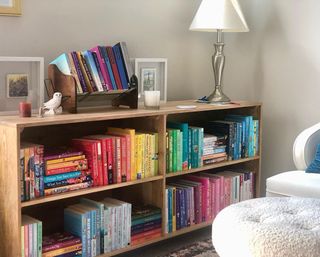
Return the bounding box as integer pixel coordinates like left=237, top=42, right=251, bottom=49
left=2, top=0, right=316, bottom=194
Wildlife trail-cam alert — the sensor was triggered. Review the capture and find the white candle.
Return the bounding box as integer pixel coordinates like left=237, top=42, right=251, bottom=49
left=144, top=91, right=160, bottom=109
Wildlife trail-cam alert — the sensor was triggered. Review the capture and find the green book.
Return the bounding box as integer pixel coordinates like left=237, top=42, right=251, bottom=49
left=177, top=130, right=183, bottom=171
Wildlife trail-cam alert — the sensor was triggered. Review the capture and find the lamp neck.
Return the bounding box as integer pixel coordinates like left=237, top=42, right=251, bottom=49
left=217, top=29, right=223, bottom=43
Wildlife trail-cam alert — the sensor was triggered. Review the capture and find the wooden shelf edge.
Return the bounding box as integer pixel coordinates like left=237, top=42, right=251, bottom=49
left=21, top=175, right=164, bottom=208
left=100, top=220, right=213, bottom=257
left=165, top=156, right=260, bottom=178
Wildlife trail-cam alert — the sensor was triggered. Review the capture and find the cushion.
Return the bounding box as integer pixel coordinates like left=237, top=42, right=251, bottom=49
left=306, top=144, right=320, bottom=173
left=212, top=197, right=320, bottom=257
left=266, top=171, right=320, bottom=198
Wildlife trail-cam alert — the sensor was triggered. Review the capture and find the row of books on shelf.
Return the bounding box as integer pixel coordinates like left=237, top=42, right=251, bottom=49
left=165, top=169, right=255, bottom=233
left=51, top=42, right=133, bottom=93
left=20, top=127, right=159, bottom=202
left=166, top=115, right=259, bottom=173
left=21, top=199, right=162, bottom=257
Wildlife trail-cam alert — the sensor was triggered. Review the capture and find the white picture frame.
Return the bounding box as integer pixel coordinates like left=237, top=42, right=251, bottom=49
left=0, top=57, right=44, bottom=115
left=134, top=58, right=167, bottom=103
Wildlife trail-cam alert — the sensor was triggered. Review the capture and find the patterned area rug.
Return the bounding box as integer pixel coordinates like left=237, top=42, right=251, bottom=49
left=160, top=238, right=219, bottom=257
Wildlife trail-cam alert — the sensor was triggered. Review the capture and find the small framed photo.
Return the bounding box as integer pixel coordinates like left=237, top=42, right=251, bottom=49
left=135, top=58, right=167, bottom=103
left=0, top=57, right=44, bottom=115
left=0, top=0, right=21, bottom=16
left=7, top=73, right=28, bottom=98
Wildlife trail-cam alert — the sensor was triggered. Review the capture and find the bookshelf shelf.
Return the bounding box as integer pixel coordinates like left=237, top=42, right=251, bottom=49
left=0, top=100, right=262, bottom=257
left=165, top=156, right=260, bottom=178
left=21, top=175, right=164, bottom=208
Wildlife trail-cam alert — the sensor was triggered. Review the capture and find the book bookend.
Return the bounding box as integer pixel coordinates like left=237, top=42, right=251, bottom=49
left=48, top=64, right=138, bottom=114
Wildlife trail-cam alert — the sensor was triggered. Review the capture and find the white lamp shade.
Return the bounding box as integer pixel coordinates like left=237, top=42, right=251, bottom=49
left=190, top=0, right=249, bottom=32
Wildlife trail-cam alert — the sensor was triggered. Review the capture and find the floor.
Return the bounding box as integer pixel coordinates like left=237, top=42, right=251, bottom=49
left=117, top=227, right=212, bottom=257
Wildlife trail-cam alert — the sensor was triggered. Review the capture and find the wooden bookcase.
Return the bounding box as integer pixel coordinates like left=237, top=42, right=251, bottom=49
left=0, top=100, right=262, bottom=257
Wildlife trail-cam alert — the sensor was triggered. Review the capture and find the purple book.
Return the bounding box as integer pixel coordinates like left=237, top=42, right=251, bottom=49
left=71, top=51, right=87, bottom=92
left=42, top=232, right=81, bottom=253
left=44, top=148, right=83, bottom=161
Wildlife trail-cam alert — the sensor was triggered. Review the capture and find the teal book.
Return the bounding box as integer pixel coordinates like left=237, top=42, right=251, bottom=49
left=167, top=122, right=189, bottom=170
left=64, top=208, right=87, bottom=257
left=50, top=53, right=71, bottom=75
left=188, top=129, right=192, bottom=169
left=83, top=50, right=104, bottom=92
left=198, top=127, right=204, bottom=167
left=189, top=127, right=199, bottom=168
left=80, top=198, right=104, bottom=255
left=167, top=187, right=173, bottom=232
left=248, top=116, right=254, bottom=157
left=177, top=130, right=183, bottom=171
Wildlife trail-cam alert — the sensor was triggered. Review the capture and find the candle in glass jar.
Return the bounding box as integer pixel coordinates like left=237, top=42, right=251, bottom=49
left=144, top=91, right=160, bottom=109
left=19, top=102, right=32, bottom=117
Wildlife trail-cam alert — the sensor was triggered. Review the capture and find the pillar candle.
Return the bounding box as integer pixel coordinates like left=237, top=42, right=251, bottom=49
left=144, top=91, right=160, bottom=110
left=19, top=102, right=32, bottom=117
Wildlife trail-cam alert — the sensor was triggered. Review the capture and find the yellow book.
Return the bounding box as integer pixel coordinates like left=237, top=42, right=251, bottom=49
left=107, top=127, right=136, bottom=180
left=146, top=134, right=151, bottom=178
left=42, top=244, right=82, bottom=257
left=135, top=134, right=142, bottom=179
left=140, top=134, right=146, bottom=179
left=46, top=154, right=86, bottom=165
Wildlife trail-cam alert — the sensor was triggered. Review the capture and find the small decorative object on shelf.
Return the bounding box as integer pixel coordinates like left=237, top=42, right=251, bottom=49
left=19, top=101, right=31, bottom=117
left=43, top=92, right=63, bottom=116
left=134, top=58, right=167, bottom=103
left=144, top=90, right=160, bottom=110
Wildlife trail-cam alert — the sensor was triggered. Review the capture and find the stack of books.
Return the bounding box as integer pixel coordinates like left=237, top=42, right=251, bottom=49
left=20, top=143, right=44, bottom=201
left=44, top=149, right=92, bottom=196
left=202, top=134, right=227, bottom=165
left=51, top=42, right=133, bottom=93
left=165, top=170, right=255, bottom=233
left=131, top=205, right=162, bottom=245
left=21, top=215, right=42, bottom=257
left=42, top=232, right=82, bottom=257
left=64, top=197, right=132, bottom=255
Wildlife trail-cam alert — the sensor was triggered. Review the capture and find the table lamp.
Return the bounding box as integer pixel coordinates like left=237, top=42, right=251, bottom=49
left=190, top=0, right=249, bottom=104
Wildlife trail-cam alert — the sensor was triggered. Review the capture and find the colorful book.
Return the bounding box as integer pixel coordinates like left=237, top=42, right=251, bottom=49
left=99, top=46, right=117, bottom=90
left=106, top=46, right=122, bottom=90
left=113, top=44, right=129, bottom=89
left=83, top=50, right=104, bottom=92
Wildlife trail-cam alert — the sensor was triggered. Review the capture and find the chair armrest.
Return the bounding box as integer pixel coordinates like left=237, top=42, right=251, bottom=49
left=293, top=122, right=320, bottom=170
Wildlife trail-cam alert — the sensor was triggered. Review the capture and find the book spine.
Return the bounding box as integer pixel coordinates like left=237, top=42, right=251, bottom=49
left=168, top=188, right=172, bottom=232
left=45, top=165, right=87, bottom=176
left=37, top=221, right=42, bottom=256
left=198, top=128, right=204, bottom=167
left=113, top=45, right=129, bottom=89
left=176, top=130, right=182, bottom=171
left=44, top=171, right=83, bottom=184
left=106, top=46, right=122, bottom=90
left=120, top=137, right=127, bottom=182
left=96, top=46, right=113, bottom=90
left=165, top=188, right=168, bottom=233
left=172, top=187, right=176, bottom=232
left=83, top=51, right=104, bottom=92
left=91, top=51, right=107, bottom=91
left=115, top=137, right=122, bottom=183
left=42, top=237, right=81, bottom=252
left=106, top=138, right=114, bottom=185
left=44, top=175, right=91, bottom=189
left=131, top=222, right=162, bottom=236
left=42, top=244, right=82, bottom=257
left=168, top=131, right=173, bottom=173
left=140, top=134, right=146, bottom=179
left=44, top=181, right=92, bottom=196
left=188, top=129, right=192, bottom=169
left=29, top=146, right=35, bottom=200
left=44, top=151, right=84, bottom=161
left=131, top=213, right=162, bottom=226
left=100, top=139, right=108, bottom=186
left=21, top=226, right=24, bottom=257
left=99, top=46, right=117, bottom=90
left=80, top=52, right=97, bottom=92
left=119, top=42, right=133, bottom=81
left=46, top=155, right=86, bottom=165
left=125, top=135, right=131, bottom=181
left=20, top=149, right=25, bottom=201
left=96, top=141, right=104, bottom=187
left=71, top=52, right=87, bottom=92
left=46, top=159, right=88, bottom=171
left=172, top=130, right=178, bottom=172
left=67, top=52, right=83, bottom=93
left=131, top=231, right=161, bottom=246
left=76, top=51, right=93, bottom=92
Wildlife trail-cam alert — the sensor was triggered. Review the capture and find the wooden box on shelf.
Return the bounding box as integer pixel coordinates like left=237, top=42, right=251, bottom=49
left=0, top=100, right=261, bottom=257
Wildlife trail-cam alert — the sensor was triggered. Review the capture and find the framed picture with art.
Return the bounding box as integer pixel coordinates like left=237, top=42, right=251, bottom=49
left=0, top=57, right=44, bottom=115
left=134, top=58, right=167, bottom=103
left=0, top=0, right=21, bottom=16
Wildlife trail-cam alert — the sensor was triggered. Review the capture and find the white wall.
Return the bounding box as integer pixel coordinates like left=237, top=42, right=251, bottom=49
left=230, top=0, right=320, bottom=193
left=0, top=0, right=254, bottom=102
left=2, top=0, right=314, bottom=194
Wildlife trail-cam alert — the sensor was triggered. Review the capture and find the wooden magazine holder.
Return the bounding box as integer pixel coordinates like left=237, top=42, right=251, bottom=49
left=48, top=64, right=138, bottom=114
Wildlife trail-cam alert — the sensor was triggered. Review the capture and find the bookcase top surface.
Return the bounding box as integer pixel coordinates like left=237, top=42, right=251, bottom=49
left=0, top=100, right=261, bottom=128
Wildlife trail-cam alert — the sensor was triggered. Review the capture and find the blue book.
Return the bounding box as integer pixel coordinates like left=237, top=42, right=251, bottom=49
left=80, top=199, right=103, bottom=255
left=50, top=53, right=71, bottom=75
left=112, top=44, right=129, bottom=89
left=99, top=46, right=117, bottom=90
left=198, top=127, right=204, bottom=167
left=253, top=120, right=259, bottom=156
left=175, top=187, right=181, bottom=230
left=64, top=208, right=87, bottom=257
left=44, top=171, right=82, bottom=184
left=167, top=187, right=172, bottom=232
left=83, top=50, right=104, bottom=92
left=167, top=122, right=189, bottom=170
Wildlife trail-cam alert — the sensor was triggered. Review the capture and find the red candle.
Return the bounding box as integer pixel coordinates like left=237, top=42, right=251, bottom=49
left=19, top=102, right=32, bottom=117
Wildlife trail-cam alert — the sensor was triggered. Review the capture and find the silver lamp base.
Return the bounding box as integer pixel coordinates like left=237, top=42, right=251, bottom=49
left=206, top=85, right=231, bottom=104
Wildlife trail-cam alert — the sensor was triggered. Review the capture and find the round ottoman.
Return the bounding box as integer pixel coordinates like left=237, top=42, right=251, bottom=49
left=212, top=197, right=320, bottom=257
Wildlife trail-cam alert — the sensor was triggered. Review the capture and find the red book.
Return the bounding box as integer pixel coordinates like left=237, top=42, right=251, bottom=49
left=71, top=139, right=102, bottom=186
left=131, top=228, right=162, bottom=241
left=106, top=46, right=122, bottom=89
left=131, top=232, right=161, bottom=246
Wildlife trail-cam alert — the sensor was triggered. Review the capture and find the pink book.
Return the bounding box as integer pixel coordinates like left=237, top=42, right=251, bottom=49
left=90, top=46, right=113, bottom=90
left=185, top=175, right=210, bottom=222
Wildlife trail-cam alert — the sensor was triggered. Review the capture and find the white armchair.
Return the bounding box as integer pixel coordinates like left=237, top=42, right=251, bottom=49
left=266, top=122, right=320, bottom=198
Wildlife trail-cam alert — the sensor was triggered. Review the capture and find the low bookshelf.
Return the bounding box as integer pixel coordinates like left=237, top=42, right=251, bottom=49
left=0, top=100, right=262, bottom=257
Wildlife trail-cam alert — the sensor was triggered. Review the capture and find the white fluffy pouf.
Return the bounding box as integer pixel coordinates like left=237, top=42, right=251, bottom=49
left=212, top=197, right=320, bottom=257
